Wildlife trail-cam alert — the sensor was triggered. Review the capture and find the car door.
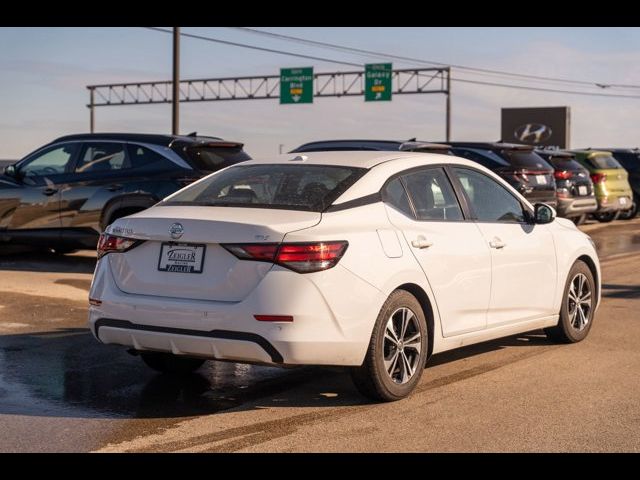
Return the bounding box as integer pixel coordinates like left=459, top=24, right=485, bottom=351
left=382, top=166, right=491, bottom=337
left=59, top=141, right=133, bottom=232
left=4, top=143, right=79, bottom=234
left=450, top=166, right=557, bottom=327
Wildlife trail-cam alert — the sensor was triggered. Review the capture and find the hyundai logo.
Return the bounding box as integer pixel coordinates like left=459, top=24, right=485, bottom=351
left=514, top=123, right=553, bottom=144
left=169, top=222, right=184, bottom=239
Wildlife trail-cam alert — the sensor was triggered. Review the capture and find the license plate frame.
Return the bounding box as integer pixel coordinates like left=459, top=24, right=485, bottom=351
left=578, top=186, right=588, bottom=196
left=536, top=175, right=547, bottom=185
left=620, top=197, right=628, bottom=206
left=157, top=242, right=206, bottom=274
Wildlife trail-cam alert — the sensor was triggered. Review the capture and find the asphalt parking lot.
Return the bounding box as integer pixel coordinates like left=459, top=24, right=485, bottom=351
left=0, top=217, right=639, bottom=452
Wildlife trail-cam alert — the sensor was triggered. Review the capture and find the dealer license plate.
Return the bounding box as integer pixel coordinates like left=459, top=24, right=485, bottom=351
left=158, top=243, right=205, bottom=274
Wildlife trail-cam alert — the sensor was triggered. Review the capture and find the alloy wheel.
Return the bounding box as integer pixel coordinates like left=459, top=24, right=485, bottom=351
left=567, top=273, right=592, bottom=332
left=383, top=307, right=422, bottom=384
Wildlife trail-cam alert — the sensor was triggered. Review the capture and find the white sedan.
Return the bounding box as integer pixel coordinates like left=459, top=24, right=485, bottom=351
left=88, top=151, right=600, bottom=401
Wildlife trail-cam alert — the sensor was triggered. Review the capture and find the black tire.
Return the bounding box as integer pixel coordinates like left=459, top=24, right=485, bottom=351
left=351, top=290, right=428, bottom=402
left=571, top=214, right=587, bottom=226
left=593, top=211, right=618, bottom=223
left=544, top=260, right=596, bottom=343
left=140, top=352, right=206, bottom=375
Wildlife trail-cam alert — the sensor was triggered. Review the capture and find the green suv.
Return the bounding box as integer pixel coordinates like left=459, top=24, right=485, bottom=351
left=571, top=149, right=634, bottom=222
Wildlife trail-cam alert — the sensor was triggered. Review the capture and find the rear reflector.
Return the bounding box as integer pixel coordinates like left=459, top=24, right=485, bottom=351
left=222, top=241, right=348, bottom=273
left=254, top=315, right=294, bottom=322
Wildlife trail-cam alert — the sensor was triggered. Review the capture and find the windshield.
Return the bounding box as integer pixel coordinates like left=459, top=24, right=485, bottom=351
left=587, top=155, right=623, bottom=170
left=547, top=157, right=587, bottom=171
left=162, top=164, right=367, bottom=212
left=502, top=150, right=553, bottom=170
left=183, top=145, right=251, bottom=171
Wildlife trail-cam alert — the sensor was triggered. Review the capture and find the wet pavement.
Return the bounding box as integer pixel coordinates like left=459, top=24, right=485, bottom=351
left=0, top=217, right=639, bottom=452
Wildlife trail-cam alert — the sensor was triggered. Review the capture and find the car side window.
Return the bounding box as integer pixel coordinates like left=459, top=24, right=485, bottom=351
left=75, top=143, right=129, bottom=174
left=127, top=144, right=176, bottom=171
left=401, top=168, right=464, bottom=221
left=453, top=167, right=526, bottom=223
left=382, top=178, right=414, bottom=218
left=19, top=144, right=79, bottom=177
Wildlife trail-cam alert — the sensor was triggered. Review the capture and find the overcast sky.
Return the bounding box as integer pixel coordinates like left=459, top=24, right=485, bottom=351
left=1, top=27, right=639, bottom=159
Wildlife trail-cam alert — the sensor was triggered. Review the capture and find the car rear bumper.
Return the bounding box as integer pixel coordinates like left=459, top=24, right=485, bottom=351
left=88, top=256, right=383, bottom=367
left=556, top=197, right=598, bottom=217
left=596, top=194, right=632, bottom=213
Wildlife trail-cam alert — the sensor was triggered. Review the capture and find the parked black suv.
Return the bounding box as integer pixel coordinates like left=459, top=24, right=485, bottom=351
left=446, top=142, right=557, bottom=208
left=535, top=149, right=597, bottom=224
left=0, top=133, right=251, bottom=252
left=290, top=139, right=453, bottom=154
left=592, top=148, right=640, bottom=219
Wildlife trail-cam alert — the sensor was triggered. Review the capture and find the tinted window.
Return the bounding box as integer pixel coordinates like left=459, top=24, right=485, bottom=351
left=163, top=164, right=365, bottom=212
left=609, top=152, right=639, bottom=171
left=402, top=168, right=463, bottom=221
left=452, top=148, right=509, bottom=169
left=453, top=167, right=526, bottom=223
left=183, top=145, right=250, bottom=171
left=20, top=144, right=78, bottom=177
left=76, top=143, right=128, bottom=173
left=586, top=155, right=623, bottom=170
left=547, top=157, right=587, bottom=172
left=127, top=145, right=175, bottom=171
left=503, top=150, right=553, bottom=170
left=383, top=178, right=414, bottom=217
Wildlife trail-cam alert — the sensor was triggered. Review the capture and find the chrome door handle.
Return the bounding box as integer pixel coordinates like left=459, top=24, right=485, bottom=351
left=411, top=236, right=433, bottom=249
left=42, top=187, right=58, bottom=196
left=107, top=184, right=123, bottom=192
left=489, top=239, right=506, bottom=249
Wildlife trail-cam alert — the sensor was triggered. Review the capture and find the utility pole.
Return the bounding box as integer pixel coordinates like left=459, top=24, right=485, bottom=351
left=89, top=87, right=95, bottom=133
left=172, top=27, right=180, bottom=135
left=445, top=67, right=451, bottom=142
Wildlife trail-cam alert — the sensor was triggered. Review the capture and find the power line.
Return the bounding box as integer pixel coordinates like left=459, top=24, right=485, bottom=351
left=451, top=76, right=640, bottom=99
left=143, top=27, right=361, bottom=68
left=143, top=27, right=640, bottom=100
left=231, top=26, right=640, bottom=90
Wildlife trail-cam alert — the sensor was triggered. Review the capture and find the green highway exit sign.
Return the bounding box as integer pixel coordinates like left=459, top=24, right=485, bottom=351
left=280, top=67, right=314, bottom=104
left=365, top=63, right=392, bottom=102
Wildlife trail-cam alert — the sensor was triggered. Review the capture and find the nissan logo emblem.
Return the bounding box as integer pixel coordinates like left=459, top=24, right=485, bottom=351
left=514, top=123, right=553, bottom=144
left=169, top=223, right=184, bottom=239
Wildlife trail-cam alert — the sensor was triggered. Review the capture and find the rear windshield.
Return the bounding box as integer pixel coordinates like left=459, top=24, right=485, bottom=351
left=547, top=157, right=586, bottom=171
left=502, top=150, right=553, bottom=170
left=586, top=155, right=623, bottom=170
left=162, top=164, right=366, bottom=212
left=182, top=145, right=251, bottom=171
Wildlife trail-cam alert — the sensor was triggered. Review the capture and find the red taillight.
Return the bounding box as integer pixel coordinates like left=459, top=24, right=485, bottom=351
left=591, top=173, right=607, bottom=184
left=222, top=241, right=348, bottom=273
left=97, top=233, right=141, bottom=259
left=554, top=170, right=573, bottom=180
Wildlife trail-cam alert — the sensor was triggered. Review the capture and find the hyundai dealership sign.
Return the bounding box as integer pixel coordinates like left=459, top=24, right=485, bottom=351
left=501, top=106, right=571, bottom=148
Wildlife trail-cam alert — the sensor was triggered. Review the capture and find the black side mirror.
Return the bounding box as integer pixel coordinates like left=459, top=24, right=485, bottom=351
left=534, top=203, right=556, bottom=224
left=3, top=165, right=18, bottom=179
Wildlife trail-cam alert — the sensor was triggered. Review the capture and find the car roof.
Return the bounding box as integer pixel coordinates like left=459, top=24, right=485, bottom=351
left=447, top=141, right=534, bottom=151
left=240, top=150, right=453, bottom=169
left=51, top=132, right=230, bottom=147
left=291, top=139, right=405, bottom=152
left=588, top=147, right=640, bottom=154
left=535, top=149, right=575, bottom=159
left=570, top=149, right=612, bottom=157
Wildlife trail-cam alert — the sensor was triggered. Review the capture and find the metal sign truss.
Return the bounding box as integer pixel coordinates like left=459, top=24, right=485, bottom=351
left=87, top=67, right=451, bottom=138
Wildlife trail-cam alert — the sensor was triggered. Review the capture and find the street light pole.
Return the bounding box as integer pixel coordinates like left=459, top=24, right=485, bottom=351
left=172, top=27, right=180, bottom=135
left=445, top=67, right=451, bottom=142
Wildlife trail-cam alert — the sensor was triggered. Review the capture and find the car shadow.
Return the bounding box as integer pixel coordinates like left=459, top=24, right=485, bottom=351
left=0, top=250, right=96, bottom=274
left=602, top=283, right=640, bottom=299
left=0, top=327, right=554, bottom=419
